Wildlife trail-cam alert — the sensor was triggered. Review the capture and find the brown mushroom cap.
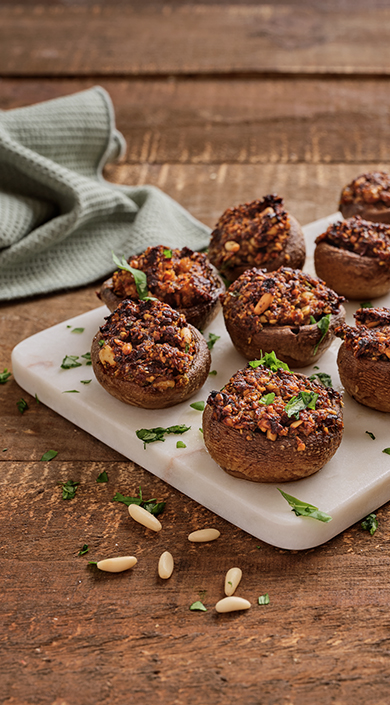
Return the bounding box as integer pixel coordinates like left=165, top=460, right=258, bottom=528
left=314, top=241, right=390, bottom=300
left=91, top=303, right=211, bottom=409
left=337, top=342, right=390, bottom=413
left=224, top=306, right=346, bottom=368
left=202, top=380, right=344, bottom=483
left=339, top=201, right=390, bottom=225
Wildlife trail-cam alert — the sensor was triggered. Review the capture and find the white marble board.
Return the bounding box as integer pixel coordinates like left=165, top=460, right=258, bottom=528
left=11, top=213, right=390, bottom=550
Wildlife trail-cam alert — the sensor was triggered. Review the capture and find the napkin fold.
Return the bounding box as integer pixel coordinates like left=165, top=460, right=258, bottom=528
left=0, top=86, right=210, bottom=301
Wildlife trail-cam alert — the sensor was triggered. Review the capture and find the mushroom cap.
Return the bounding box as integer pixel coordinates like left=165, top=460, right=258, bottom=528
left=314, top=241, right=390, bottom=300
left=337, top=342, right=390, bottom=413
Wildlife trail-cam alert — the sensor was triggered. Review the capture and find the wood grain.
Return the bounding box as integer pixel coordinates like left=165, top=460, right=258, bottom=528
left=2, top=4, right=390, bottom=76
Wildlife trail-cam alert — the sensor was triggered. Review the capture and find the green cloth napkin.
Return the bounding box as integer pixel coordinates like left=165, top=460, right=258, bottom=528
left=0, top=86, right=211, bottom=301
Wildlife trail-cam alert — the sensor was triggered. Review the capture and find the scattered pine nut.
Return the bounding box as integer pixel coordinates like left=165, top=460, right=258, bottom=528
left=158, top=551, right=174, bottom=579
left=188, top=528, right=220, bottom=542
left=224, top=567, right=242, bottom=596
left=128, top=503, right=162, bottom=531
left=96, top=556, right=137, bottom=573
left=215, top=596, right=251, bottom=613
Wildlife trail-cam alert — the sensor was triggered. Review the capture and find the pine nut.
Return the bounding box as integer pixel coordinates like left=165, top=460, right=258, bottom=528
left=96, top=556, right=137, bottom=573
left=254, top=292, right=274, bottom=315
left=98, top=344, right=116, bottom=366
left=224, top=567, right=242, bottom=596
left=128, top=503, right=162, bottom=531
left=215, top=596, right=251, bottom=613
left=224, top=240, right=240, bottom=252
left=158, top=550, right=174, bottom=579
left=188, top=528, right=220, bottom=542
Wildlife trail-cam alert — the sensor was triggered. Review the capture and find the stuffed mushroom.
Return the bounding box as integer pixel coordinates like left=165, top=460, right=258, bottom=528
left=335, top=307, right=390, bottom=412
left=91, top=298, right=211, bottom=409
left=314, top=216, right=390, bottom=300
left=208, top=194, right=305, bottom=282
left=339, top=171, right=390, bottom=224
left=202, top=356, right=344, bottom=483
left=221, top=267, right=345, bottom=368
left=98, top=245, right=225, bottom=331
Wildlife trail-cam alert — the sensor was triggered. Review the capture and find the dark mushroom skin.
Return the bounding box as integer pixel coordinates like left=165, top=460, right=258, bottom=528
left=336, top=307, right=390, bottom=412
left=97, top=246, right=225, bottom=331
left=339, top=171, right=390, bottom=224
left=222, top=267, right=345, bottom=368
left=202, top=364, right=344, bottom=483
left=208, top=195, right=305, bottom=282
left=91, top=299, right=211, bottom=409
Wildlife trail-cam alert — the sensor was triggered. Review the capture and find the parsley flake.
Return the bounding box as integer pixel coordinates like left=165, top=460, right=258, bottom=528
left=190, top=601, right=207, bottom=612
left=176, top=440, right=186, bottom=448
left=62, top=390, right=80, bottom=393
left=278, top=488, right=332, bottom=523
left=190, top=401, right=205, bottom=411
left=163, top=248, right=172, bottom=258
left=259, top=392, right=275, bottom=406
left=60, top=480, right=79, bottom=500
left=16, top=398, right=28, bottom=414
left=311, top=314, right=331, bottom=355
left=258, top=593, right=270, bottom=605
left=361, top=513, right=378, bottom=535
left=360, top=301, right=373, bottom=309
left=78, top=544, right=89, bottom=556
left=112, top=486, right=166, bottom=516
left=71, top=327, right=85, bottom=334
left=96, top=470, right=108, bottom=483
left=207, top=333, right=220, bottom=350
left=41, top=450, right=58, bottom=462
left=365, top=431, right=376, bottom=440
left=61, top=355, right=82, bottom=369
left=81, top=379, right=92, bottom=385
left=209, top=370, right=217, bottom=376
left=136, top=424, right=190, bottom=447
left=0, top=368, right=12, bottom=384
left=81, top=352, right=92, bottom=365
left=383, top=448, right=390, bottom=455
left=249, top=351, right=290, bottom=372
left=309, top=372, right=332, bottom=388
left=284, top=391, right=318, bottom=419
left=35, top=393, right=40, bottom=404
left=112, top=252, right=157, bottom=301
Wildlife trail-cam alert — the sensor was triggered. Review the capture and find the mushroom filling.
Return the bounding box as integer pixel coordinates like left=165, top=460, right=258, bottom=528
left=222, top=267, right=343, bottom=331
left=336, top=307, right=390, bottom=361
left=207, top=365, right=343, bottom=451
left=111, top=245, right=220, bottom=308
left=315, top=216, right=390, bottom=267
left=340, top=171, right=390, bottom=210
left=97, top=299, right=197, bottom=389
left=208, top=194, right=291, bottom=272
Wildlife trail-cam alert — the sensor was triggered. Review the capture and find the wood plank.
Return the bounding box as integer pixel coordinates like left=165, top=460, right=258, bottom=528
left=2, top=4, right=390, bottom=76
left=3, top=78, right=390, bottom=167
left=2, top=458, right=390, bottom=703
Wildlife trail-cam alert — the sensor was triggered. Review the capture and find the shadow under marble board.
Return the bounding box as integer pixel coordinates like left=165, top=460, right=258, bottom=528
left=12, top=213, right=390, bottom=549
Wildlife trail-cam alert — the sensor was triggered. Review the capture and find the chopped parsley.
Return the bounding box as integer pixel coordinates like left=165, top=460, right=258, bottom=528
left=61, top=355, right=82, bottom=369
left=310, top=314, right=330, bottom=355
left=112, top=252, right=157, bottom=301
left=278, top=488, right=332, bottom=522
left=96, top=470, right=108, bottom=483
left=190, top=401, right=205, bottom=411
left=71, top=327, right=85, bottom=334
left=136, top=424, right=190, bottom=447
left=383, top=448, right=390, bottom=455
left=360, top=301, right=373, bottom=309
left=40, top=449, right=58, bottom=462
left=112, top=486, right=165, bottom=516
left=259, top=392, right=275, bottom=406
left=60, top=480, right=79, bottom=500
left=0, top=368, right=12, bottom=384
left=361, top=513, right=378, bottom=535
left=284, top=391, right=318, bottom=419
left=209, top=370, right=217, bottom=376
left=309, top=371, right=332, bottom=388
left=62, top=390, right=79, bottom=393
left=176, top=440, right=186, bottom=448
left=80, top=379, right=92, bottom=385
left=207, top=333, right=220, bottom=350
left=81, top=352, right=92, bottom=365
left=249, top=351, right=290, bottom=372
left=35, top=393, right=40, bottom=404
left=16, top=398, right=28, bottom=414
left=258, top=594, right=270, bottom=605
left=163, top=248, right=172, bottom=258
left=190, top=601, right=207, bottom=612
left=365, top=431, right=376, bottom=440
left=98, top=340, right=105, bottom=347
left=78, top=544, right=89, bottom=556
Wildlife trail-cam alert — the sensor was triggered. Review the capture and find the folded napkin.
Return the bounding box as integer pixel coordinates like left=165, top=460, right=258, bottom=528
left=0, top=86, right=210, bottom=301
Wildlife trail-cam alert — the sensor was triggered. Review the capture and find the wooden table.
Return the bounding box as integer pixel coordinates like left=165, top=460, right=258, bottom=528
left=2, top=2, right=390, bottom=703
